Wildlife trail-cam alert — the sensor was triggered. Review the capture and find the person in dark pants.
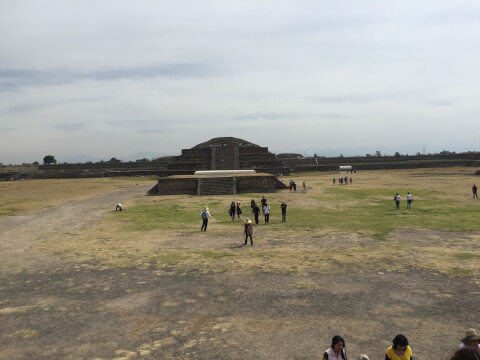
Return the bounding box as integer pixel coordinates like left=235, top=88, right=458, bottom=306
left=244, top=219, right=253, bottom=246
left=263, top=203, right=270, bottom=224
left=473, top=184, right=478, bottom=199
left=253, top=204, right=261, bottom=224
left=394, top=194, right=401, bottom=210
left=281, top=202, right=287, bottom=222
left=229, top=201, right=236, bottom=220
left=260, top=196, right=267, bottom=210
left=200, top=207, right=213, bottom=231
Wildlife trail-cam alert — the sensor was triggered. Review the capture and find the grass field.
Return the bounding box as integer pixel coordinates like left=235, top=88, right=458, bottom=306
left=21, top=168, right=480, bottom=277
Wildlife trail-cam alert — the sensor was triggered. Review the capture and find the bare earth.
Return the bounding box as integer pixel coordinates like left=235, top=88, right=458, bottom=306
left=0, top=181, right=478, bottom=360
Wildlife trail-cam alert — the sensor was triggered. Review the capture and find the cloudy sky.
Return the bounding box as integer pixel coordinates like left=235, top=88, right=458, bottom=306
left=1, top=1, right=479, bottom=164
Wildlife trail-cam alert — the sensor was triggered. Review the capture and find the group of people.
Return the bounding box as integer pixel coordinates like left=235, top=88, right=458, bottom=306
left=333, top=176, right=353, bottom=185
left=200, top=196, right=289, bottom=246
left=393, top=192, right=413, bottom=210
left=322, top=329, right=480, bottom=360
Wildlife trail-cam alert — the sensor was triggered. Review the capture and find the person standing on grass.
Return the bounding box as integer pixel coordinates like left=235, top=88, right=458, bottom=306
left=115, top=203, right=122, bottom=211
left=333, top=177, right=336, bottom=185
left=200, top=207, right=213, bottom=231
left=394, top=193, right=401, bottom=210
left=473, top=184, right=478, bottom=199
left=406, top=192, right=413, bottom=209
left=236, top=201, right=242, bottom=220
left=261, top=196, right=267, bottom=209
left=253, top=203, right=261, bottom=225
left=229, top=201, right=236, bottom=221
left=385, top=334, right=412, bottom=360
left=243, top=219, right=253, bottom=246
left=250, top=199, right=256, bottom=214
left=263, top=202, right=270, bottom=224
left=281, top=202, right=287, bottom=222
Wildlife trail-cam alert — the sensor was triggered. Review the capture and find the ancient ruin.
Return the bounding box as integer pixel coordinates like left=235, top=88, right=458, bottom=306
left=149, top=137, right=288, bottom=195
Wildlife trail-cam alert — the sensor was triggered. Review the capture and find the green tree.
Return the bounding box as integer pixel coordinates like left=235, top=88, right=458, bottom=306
left=43, top=155, right=57, bottom=165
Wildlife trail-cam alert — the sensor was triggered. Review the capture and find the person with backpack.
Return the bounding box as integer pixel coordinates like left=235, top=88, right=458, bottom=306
left=322, top=335, right=348, bottom=360
left=243, top=219, right=253, bottom=246
left=200, top=206, right=213, bottom=231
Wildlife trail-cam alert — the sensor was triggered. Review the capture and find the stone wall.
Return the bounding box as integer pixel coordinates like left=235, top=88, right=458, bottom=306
left=151, top=174, right=284, bottom=195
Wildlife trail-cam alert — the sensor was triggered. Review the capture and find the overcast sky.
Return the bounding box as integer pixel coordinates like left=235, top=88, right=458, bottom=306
left=1, top=1, right=479, bottom=164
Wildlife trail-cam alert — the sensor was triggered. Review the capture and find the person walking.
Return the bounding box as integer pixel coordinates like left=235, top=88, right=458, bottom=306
left=406, top=192, right=413, bottom=209
left=263, top=202, right=270, bottom=224
left=394, top=193, right=401, bottom=210
left=236, top=201, right=242, bottom=220
left=200, top=207, right=213, bottom=231
left=473, top=184, right=478, bottom=199
left=244, top=219, right=253, bottom=246
left=229, top=201, right=236, bottom=221
left=253, top=203, right=261, bottom=225
left=281, top=202, right=287, bottom=223
left=261, top=196, right=267, bottom=209
left=333, top=177, right=336, bottom=185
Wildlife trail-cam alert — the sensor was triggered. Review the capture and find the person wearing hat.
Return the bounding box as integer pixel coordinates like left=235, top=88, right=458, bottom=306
left=460, top=328, right=480, bottom=350
left=200, top=207, right=213, bottom=231
left=243, top=218, right=253, bottom=246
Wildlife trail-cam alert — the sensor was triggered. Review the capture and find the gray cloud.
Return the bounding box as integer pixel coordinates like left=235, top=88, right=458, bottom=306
left=0, top=63, right=214, bottom=91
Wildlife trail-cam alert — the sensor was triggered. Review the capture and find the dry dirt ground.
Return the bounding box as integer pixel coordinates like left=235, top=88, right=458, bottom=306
left=0, top=181, right=479, bottom=360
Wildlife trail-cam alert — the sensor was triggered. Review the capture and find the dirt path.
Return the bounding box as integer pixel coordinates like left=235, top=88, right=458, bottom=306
left=0, top=182, right=154, bottom=273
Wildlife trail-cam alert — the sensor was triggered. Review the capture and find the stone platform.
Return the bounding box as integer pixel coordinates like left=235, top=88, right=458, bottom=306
left=148, top=173, right=288, bottom=196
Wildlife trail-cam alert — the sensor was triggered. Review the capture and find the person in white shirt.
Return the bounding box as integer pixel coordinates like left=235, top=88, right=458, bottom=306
left=200, top=207, right=213, bottom=231
left=406, top=193, right=413, bottom=209
left=263, top=203, right=270, bottom=224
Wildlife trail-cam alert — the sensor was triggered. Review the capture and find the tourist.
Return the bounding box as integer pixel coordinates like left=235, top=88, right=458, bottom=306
left=333, top=177, right=336, bottom=185
left=460, top=329, right=480, bottom=349
left=394, top=193, right=401, bottom=210
left=229, top=201, right=236, bottom=221
left=385, top=334, right=412, bottom=360
left=303, top=181, right=306, bottom=191
left=250, top=199, right=256, bottom=214
left=261, top=196, right=267, bottom=209
left=236, top=201, right=242, bottom=220
left=473, top=184, right=478, bottom=199
left=293, top=182, right=297, bottom=191
left=281, top=202, right=287, bottom=223
left=349, top=177, right=352, bottom=184
left=253, top=203, right=261, bottom=225
left=115, top=203, right=122, bottom=211
left=200, top=207, right=213, bottom=231
left=450, top=348, right=480, bottom=360
left=406, top=192, right=413, bottom=209
left=263, top=202, right=270, bottom=224
left=243, top=218, right=253, bottom=246
left=358, top=355, right=369, bottom=360
left=322, top=335, right=348, bottom=360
